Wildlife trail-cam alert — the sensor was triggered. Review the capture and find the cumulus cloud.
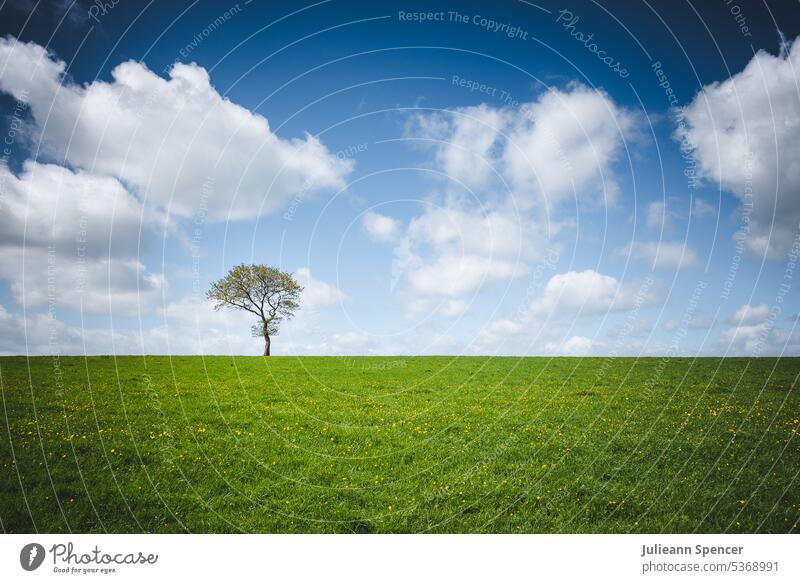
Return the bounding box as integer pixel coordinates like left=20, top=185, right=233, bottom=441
left=391, top=83, right=637, bottom=321
left=474, top=318, right=529, bottom=352
left=440, top=298, right=469, bottom=318
left=475, top=318, right=604, bottom=356
left=662, top=318, right=713, bottom=332
left=0, top=161, right=154, bottom=256
left=677, top=35, right=800, bottom=257
left=546, top=335, right=596, bottom=356
left=0, top=37, right=352, bottom=327
left=0, top=161, right=164, bottom=315
left=156, top=267, right=347, bottom=355
left=294, top=267, right=348, bottom=308
left=475, top=268, right=662, bottom=355
left=0, top=304, right=71, bottom=355
left=503, top=84, right=639, bottom=207
left=646, top=201, right=667, bottom=229
left=0, top=36, right=352, bottom=221
left=481, top=318, right=524, bottom=337
left=408, top=104, right=507, bottom=190
left=391, top=201, right=537, bottom=303
left=645, top=198, right=686, bottom=230
left=731, top=303, right=770, bottom=325
left=411, top=83, right=639, bottom=207
left=719, top=303, right=800, bottom=355
left=0, top=266, right=348, bottom=355
left=5, top=250, right=165, bottom=316
left=622, top=241, right=700, bottom=270
left=0, top=298, right=256, bottom=356
left=692, top=198, right=715, bottom=219
left=362, top=211, right=400, bottom=242
left=404, top=253, right=520, bottom=298
left=721, top=322, right=780, bottom=354
left=527, top=269, right=660, bottom=319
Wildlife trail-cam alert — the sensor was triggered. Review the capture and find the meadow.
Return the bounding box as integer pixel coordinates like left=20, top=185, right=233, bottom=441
left=1, top=355, right=797, bottom=533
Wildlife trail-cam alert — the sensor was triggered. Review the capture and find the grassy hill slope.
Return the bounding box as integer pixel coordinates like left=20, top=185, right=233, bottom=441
left=1, top=356, right=798, bottom=533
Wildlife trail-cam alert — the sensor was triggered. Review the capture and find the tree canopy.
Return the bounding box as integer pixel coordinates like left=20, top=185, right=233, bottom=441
left=207, top=264, right=303, bottom=356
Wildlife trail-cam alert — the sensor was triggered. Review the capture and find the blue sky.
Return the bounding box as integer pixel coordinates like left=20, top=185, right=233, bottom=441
left=0, top=0, right=799, bottom=356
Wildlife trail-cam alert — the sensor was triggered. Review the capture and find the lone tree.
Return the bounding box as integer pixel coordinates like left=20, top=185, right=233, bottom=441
left=207, top=264, right=303, bottom=356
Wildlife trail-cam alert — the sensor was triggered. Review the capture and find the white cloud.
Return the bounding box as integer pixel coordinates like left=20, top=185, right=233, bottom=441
left=158, top=296, right=256, bottom=354
left=547, top=335, right=595, bottom=356
left=720, top=322, right=786, bottom=355
left=0, top=299, right=256, bottom=356
left=392, top=83, right=636, bottom=320
left=0, top=163, right=344, bottom=319
left=163, top=295, right=249, bottom=328
left=731, top=303, right=770, bottom=326
left=408, top=104, right=507, bottom=190
left=471, top=269, right=663, bottom=354
left=362, top=211, right=400, bottom=242
left=402, top=297, right=433, bottom=322
left=646, top=201, right=666, bottom=229
left=0, top=36, right=352, bottom=222
left=161, top=267, right=347, bottom=355
left=528, top=269, right=659, bottom=319
left=662, top=317, right=714, bottom=332
left=482, top=318, right=524, bottom=337
left=412, top=84, right=639, bottom=207
left=332, top=331, right=372, bottom=351
left=503, top=84, right=639, bottom=208
left=474, top=318, right=531, bottom=353
left=406, top=253, right=521, bottom=298
left=476, top=317, right=603, bottom=356
left=692, top=198, right=715, bottom=218
left=0, top=160, right=156, bottom=256
left=719, top=303, right=800, bottom=355
left=391, top=201, right=537, bottom=301
left=0, top=266, right=350, bottom=355
left=1, top=249, right=165, bottom=316
left=721, top=323, right=769, bottom=353
left=623, top=241, right=700, bottom=270
left=406, top=202, right=534, bottom=260
left=400, top=296, right=473, bottom=323
left=440, top=298, right=468, bottom=318
left=0, top=304, right=68, bottom=354
left=0, top=37, right=350, bottom=323
left=645, top=198, right=685, bottom=229
left=607, top=318, right=652, bottom=337
left=0, top=161, right=165, bottom=315
left=662, top=319, right=678, bottom=332
left=294, top=267, right=347, bottom=309
left=473, top=314, right=552, bottom=355
left=677, top=35, right=800, bottom=257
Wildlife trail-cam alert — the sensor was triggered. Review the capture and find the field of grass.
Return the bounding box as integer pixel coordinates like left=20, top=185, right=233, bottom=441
left=1, top=355, right=798, bottom=533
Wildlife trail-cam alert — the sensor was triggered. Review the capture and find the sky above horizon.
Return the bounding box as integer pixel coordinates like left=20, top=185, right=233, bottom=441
left=0, top=0, right=799, bottom=357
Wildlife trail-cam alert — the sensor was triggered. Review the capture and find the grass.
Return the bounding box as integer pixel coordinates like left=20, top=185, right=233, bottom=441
left=1, top=355, right=798, bottom=533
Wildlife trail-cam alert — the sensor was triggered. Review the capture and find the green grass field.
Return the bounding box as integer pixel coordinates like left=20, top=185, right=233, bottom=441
left=1, top=356, right=798, bottom=533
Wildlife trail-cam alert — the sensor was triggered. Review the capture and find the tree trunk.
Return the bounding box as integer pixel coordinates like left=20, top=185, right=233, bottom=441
left=263, top=334, right=271, bottom=357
